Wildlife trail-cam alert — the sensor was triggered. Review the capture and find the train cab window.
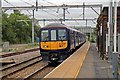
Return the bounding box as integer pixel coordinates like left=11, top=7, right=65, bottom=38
left=58, top=29, right=66, bottom=40
left=41, top=30, right=49, bottom=41
left=51, top=30, right=57, bottom=40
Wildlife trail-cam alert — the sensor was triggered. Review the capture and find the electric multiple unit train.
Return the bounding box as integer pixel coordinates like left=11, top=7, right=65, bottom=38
left=39, top=23, right=86, bottom=63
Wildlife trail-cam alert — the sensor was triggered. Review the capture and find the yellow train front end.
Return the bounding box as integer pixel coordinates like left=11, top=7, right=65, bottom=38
left=40, top=41, right=68, bottom=62
left=39, top=25, right=70, bottom=63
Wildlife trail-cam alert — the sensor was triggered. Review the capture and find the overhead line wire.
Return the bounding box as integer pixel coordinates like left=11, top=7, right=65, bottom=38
left=19, top=0, right=60, bottom=19
left=3, top=0, right=16, bottom=7
left=20, top=0, right=33, bottom=6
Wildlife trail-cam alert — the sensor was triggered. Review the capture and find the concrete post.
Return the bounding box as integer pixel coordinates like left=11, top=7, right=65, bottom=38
left=118, top=34, right=120, bottom=55
left=63, top=8, right=65, bottom=21
left=43, top=19, right=45, bottom=27
left=107, top=22, right=112, bottom=62
left=106, top=34, right=108, bottom=57
left=32, top=9, right=35, bottom=43
left=109, top=0, right=113, bottom=64
left=112, top=1, right=118, bottom=79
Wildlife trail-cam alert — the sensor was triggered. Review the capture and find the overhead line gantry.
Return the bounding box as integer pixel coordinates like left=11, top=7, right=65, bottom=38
left=2, top=4, right=102, bottom=10
left=2, top=3, right=102, bottom=43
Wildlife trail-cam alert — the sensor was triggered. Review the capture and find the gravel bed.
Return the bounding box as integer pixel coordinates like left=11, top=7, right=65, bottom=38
left=1, top=51, right=40, bottom=69
left=30, top=67, right=55, bottom=78
left=1, top=57, right=42, bottom=78
left=7, top=61, right=47, bottom=78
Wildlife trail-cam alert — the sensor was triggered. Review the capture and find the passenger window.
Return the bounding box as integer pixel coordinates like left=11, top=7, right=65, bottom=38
left=41, top=30, right=49, bottom=41
left=51, top=30, right=56, bottom=40
left=58, top=29, right=66, bottom=40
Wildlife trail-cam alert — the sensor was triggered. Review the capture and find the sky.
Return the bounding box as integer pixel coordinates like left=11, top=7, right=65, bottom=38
left=2, top=0, right=120, bottom=27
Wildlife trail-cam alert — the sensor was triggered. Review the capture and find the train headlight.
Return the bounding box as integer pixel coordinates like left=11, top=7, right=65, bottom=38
left=43, top=45, right=48, bottom=48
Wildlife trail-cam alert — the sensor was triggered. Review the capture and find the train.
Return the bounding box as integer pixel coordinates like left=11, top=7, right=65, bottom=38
left=39, top=23, right=86, bottom=63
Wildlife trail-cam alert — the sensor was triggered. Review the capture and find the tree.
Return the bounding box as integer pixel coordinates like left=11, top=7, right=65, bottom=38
left=2, top=11, right=40, bottom=44
left=0, top=10, right=2, bottom=46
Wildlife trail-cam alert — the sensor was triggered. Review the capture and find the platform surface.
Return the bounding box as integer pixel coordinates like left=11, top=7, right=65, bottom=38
left=77, top=43, right=113, bottom=78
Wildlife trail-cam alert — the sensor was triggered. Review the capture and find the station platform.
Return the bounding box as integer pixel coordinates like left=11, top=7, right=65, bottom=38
left=44, top=42, right=113, bottom=79
left=77, top=43, right=113, bottom=78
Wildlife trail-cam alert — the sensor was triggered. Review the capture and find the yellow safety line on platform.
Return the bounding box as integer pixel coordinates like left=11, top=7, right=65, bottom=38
left=74, top=42, right=90, bottom=79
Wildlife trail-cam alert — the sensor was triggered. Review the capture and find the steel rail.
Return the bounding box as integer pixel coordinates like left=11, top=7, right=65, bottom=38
left=1, top=56, right=42, bottom=78
left=24, top=64, right=49, bottom=79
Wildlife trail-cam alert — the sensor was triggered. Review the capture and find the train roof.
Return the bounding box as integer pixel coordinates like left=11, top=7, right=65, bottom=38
left=42, top=23, right=84, bottom=34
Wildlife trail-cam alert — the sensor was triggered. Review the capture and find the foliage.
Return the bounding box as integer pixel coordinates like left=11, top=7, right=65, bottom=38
left=2, top=11, right=40, bottom=44
left=86, top=32, right=96, bottom=43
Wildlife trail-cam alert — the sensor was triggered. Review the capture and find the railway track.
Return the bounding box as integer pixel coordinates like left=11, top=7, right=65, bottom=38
left=28, top=65, right=56, bottom=79
left=24, top=63, right=61, bottom=79
left=1, top=55, right=41, bottom=70
left=24, top=64, right=49, bottom=79
left=1, top=55, right=58, bottom=79
left=1, top=55, right=42, bottom=78
left=5, top=61, right=48, bottom=78
left=1, top=46, right=56, bottom=79
left=2, top=61, right=55, bottom=79
left=0, top=48, right=39, bottom=58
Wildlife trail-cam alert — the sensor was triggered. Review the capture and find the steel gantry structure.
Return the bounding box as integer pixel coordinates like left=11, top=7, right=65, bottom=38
left=2, top=4, right=102, bottom=10
left=2, top=3, right=102, bottom=43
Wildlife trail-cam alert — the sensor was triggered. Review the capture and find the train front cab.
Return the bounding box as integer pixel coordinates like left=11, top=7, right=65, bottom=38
left=39, top=27, right=70, bottom=63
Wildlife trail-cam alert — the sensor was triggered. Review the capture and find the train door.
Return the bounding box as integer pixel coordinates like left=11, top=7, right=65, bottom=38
left=70, top=30, right=74, bottom=49
left=50, top=29, right=58, bottom=50
left=74, top=31, right=76, bottom=48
